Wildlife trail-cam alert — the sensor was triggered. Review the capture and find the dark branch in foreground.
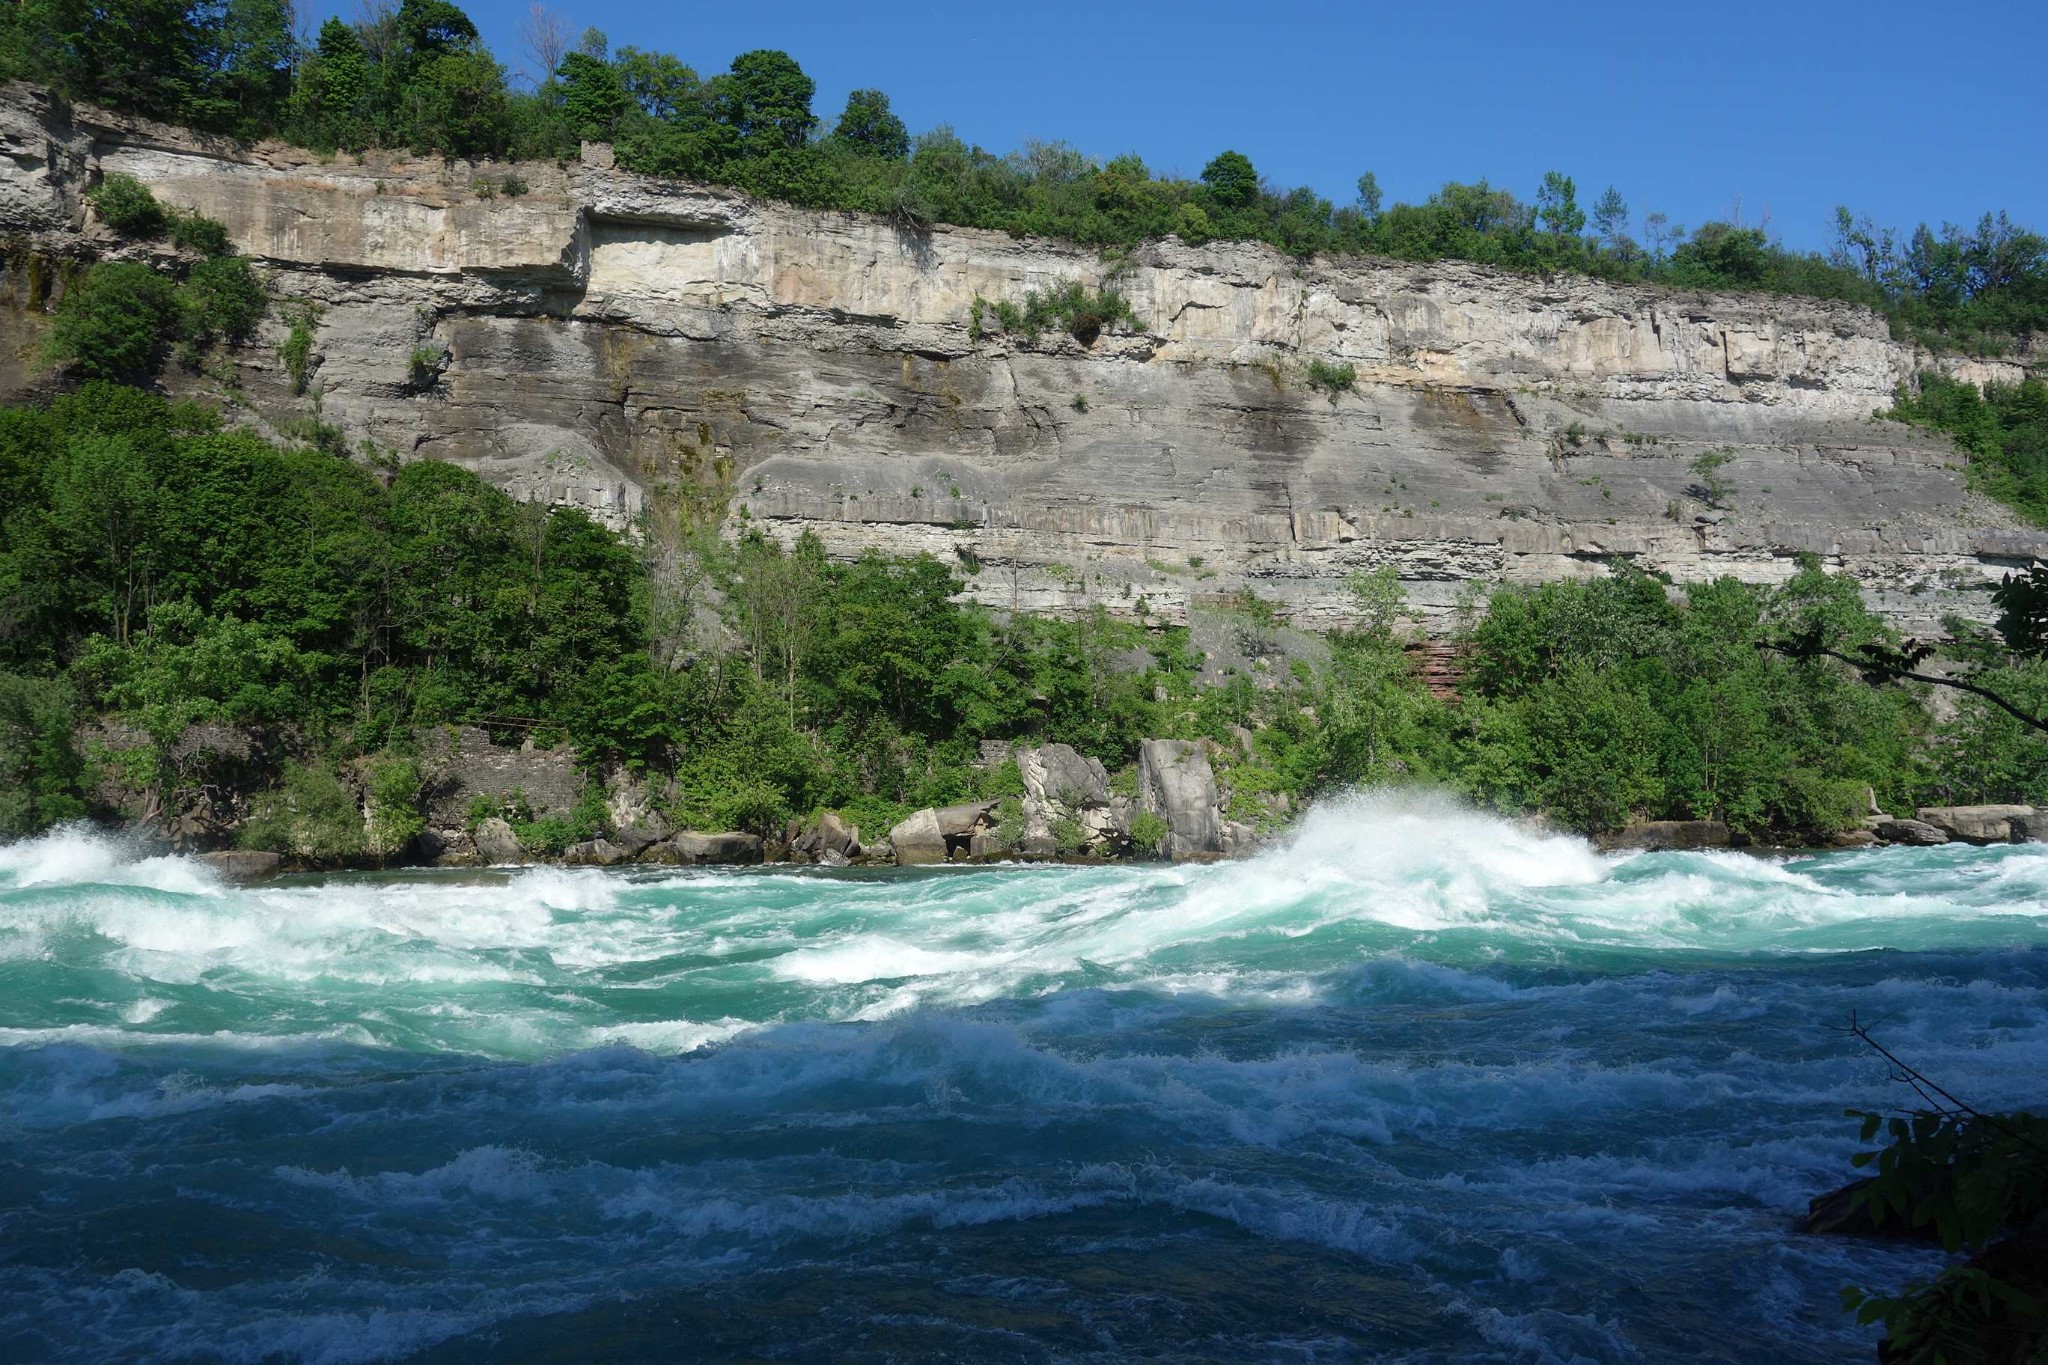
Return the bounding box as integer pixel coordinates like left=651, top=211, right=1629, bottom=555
left=1846, top=1011, right=2048, bottom=1158
left=1759, top=632, right=2048, bottom=737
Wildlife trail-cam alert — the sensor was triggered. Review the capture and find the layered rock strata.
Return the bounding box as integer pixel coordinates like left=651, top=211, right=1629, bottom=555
left=5, top=83, right=2044, bottom=634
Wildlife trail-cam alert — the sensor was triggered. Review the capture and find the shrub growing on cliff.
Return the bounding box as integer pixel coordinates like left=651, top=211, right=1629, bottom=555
left=43, top=262, right=181, bottom=381
left=87, top=174, right=167, bottom=237
left=1889, top=372, right=2048, bottom=525
left=1306, top=359, right=1356, bottom=400
left=407, top=346, right=442, bottom=389
left=167, top=211, right=232, bottom=258
left=85, top=174, right=236, bottom=258
left=279, top=304, right=318, bottom=394
left=979, top=281, right=1141, bottom=346
left=1688, top=448, right=1736, bottom=507
left=180, top=255, right=267, bottom=346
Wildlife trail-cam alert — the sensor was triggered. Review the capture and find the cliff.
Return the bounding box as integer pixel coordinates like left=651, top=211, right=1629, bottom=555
left=5, top=82, right=2042, bottom=633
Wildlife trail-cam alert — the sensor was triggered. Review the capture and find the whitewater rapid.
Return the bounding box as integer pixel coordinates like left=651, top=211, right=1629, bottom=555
left=4, top=794, right=2044, bottom=1060
left=3, top=796, right=2045, bottom=1361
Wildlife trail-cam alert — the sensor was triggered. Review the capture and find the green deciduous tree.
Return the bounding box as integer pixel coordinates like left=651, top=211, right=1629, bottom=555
left=832, top=87, right=907, bottom=160
left=1591, top=185, right=1628, bottom=246
left=44, top=261, right=181, bottom=382
left=1200, top=150, right=1259, bottom=211
left=1536, top=170, right=1585, bottom=238
left=714, top=49, right=816, bottom=154
left=0, top=672, right=87, bottom=834
left=555, top=48, right=628, bottom=142
left=285, top=18, right=375, bottom=150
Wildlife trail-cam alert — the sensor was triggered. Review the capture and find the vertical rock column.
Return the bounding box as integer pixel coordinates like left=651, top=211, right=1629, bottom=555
left=1137, top=739, right=1224, bottom=860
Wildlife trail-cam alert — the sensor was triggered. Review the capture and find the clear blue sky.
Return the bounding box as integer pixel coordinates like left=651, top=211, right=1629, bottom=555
left=392, top=0, right=2045, bottom=250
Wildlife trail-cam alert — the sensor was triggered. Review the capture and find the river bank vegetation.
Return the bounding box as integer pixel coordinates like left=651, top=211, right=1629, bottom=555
left=4, top=380, right=2048, bottom=849
left=2, top=0, right=2043, bottom=354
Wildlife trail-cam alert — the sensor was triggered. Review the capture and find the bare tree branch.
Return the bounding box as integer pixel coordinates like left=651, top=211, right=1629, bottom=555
left=1847, top=1011, right=2048, bottom=1158
left=517, top=3, right=571, bottom=87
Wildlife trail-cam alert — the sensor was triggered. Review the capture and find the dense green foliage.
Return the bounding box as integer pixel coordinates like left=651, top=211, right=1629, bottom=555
left=1839, top=1102, right=2048, bottom=1364
left=0, top=380, right=2042, bottom=848
left=0, top=384, right=646, bottom=745
left=1890, top=371, right=2048, bottom=524
left=86, top=172, right=166, bottom=236
left=1454, top=564, right=1926, bottom=832
left=1305, top=359, right=1357, bottom=399
left=969, top=280, right=1141, bottom=345
left=42, top=260, right=179, bottom=380
left=0, top=672, right=85, bottom=835
left=52, top=176, right=264, bottom=380
left=6, top=2, right=2041, bottom=351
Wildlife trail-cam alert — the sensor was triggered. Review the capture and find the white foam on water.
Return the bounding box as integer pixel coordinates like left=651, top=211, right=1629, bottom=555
left=5, top=794, right=2048, bottom=1060
left=587, top=1017, right=758, bottom=1052
left=9, top=800, right=2040, bottom=1364
left=0, top=824, right=218, bottom=894
left=772, top=936, right=995, bottom=984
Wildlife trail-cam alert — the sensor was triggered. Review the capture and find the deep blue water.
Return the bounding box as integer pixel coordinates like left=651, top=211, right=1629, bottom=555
left=3, top=796, right=2044, bottom=1362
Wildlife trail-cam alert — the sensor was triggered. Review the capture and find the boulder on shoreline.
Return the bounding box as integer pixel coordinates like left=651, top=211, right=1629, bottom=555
left=473, top=817, right=524, bottom=864
left=1872, top=817, right=1951, bottom=847
left=1137, top=739, right=1224, bottom=860
left=564, top=838, right=631, bottom=866
left=887, top=808, right=949, bottom=865
left=887, top=800, right=999, bottom=865
left=199, top=850, right=280, bottom=883
left=1915, top=804, right=2036, bottom=844
left=645, top=832, right=764, bottom=865
left=1016, top=744, right=1128, bottom=856
left=418, top=827, right=480, bottom=866
left=790, top=811, right=862, bottom=863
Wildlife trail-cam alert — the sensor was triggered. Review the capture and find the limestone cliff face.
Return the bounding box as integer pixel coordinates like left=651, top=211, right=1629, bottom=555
left=5, top=82, right=2043, bottom=633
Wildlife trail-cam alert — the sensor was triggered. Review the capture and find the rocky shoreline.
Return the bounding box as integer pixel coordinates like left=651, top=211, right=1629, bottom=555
left=1597, top=803, right=2048, bottom=856
left=98, top=718, right=2048, bottom=885
left=190, top=801, right=2048, bottom=889
left=146, top=727, right=1266, bottom=883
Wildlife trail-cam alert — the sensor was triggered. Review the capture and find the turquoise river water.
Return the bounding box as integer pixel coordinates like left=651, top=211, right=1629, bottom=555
left=2, top=795, right=2045, bottom=1362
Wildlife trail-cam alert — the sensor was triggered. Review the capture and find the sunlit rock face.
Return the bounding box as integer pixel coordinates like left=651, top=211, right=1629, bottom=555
left=5, top=81, right=2042, bottom=633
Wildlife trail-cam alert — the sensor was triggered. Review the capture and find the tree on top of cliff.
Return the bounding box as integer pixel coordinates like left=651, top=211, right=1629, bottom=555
left=284, top=19, right=372, bottom=151
left=394, top=0, right=477, bottom=56
left=832, top=89, right=908, bottom=161
left=556, top=49, right=628, bottom=143
left=1200, top=151, right=1259, bottom=211
left=614, top=47, right=699, bottom=121
left=1536, top=171, right=1585, bottom=239
left=713, top=49, right=816, bottom=155
left=3, top=0, right=221, bottom=126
